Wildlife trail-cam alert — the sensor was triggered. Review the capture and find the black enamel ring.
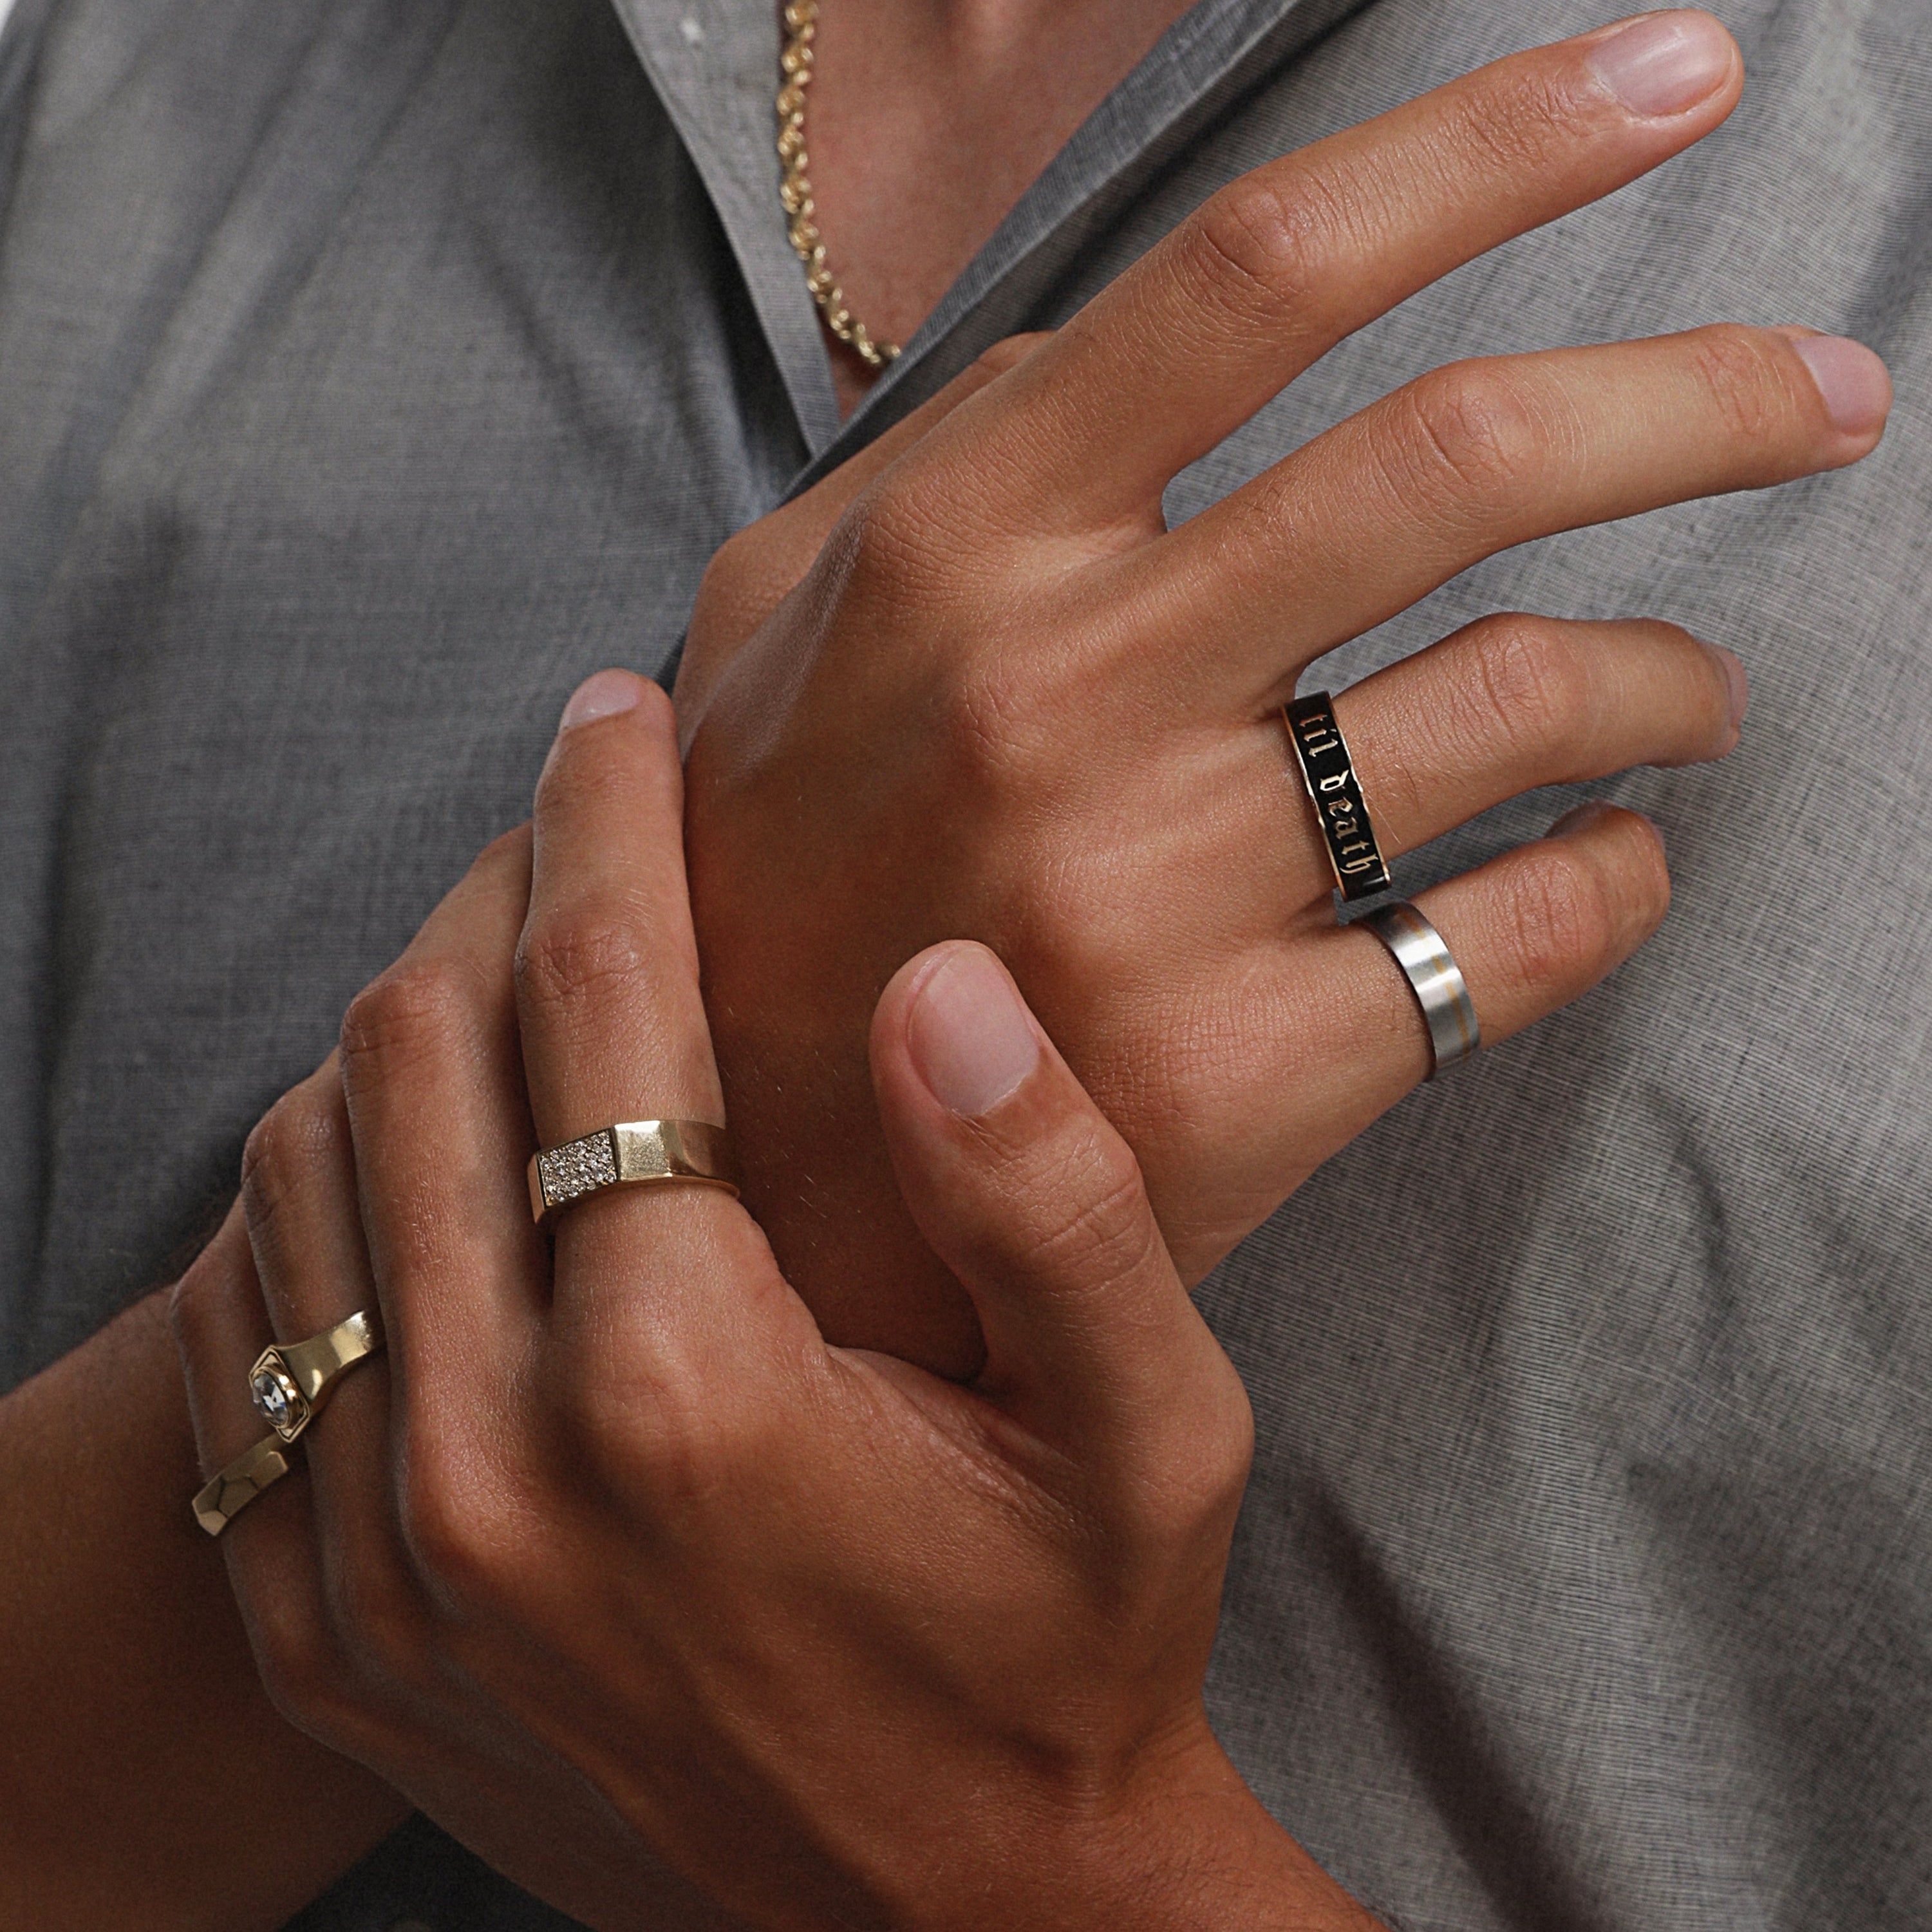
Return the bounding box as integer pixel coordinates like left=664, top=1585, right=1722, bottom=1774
left=1282, top=691, right=1392, bottom=901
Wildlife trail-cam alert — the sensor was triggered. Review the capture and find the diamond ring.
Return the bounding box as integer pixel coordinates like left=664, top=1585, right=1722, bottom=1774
left=190, top=1308, right=386, bottom=1537
left=526, top=1120, right=739, bottom=1224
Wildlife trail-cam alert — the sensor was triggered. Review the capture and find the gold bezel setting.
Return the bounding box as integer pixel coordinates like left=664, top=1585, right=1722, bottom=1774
left=249, top=1349, right=312, bottom=1443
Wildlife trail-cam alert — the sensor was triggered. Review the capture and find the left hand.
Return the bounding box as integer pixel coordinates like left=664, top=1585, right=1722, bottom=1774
left=172, top=674, right=1362, bottom=1932
left=673, top=21, right=1888, bottom=1378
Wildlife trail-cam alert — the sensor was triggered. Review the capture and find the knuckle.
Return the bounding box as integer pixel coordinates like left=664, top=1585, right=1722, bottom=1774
left=1150, top=1383, right=1254, bottom=1534
left=1465, top=614, right=1596, bottom=768
left=1114, top=1369, right=1254, bottom=1559
left=1181, top=167, right=1336, bottom=326
left=944, top=653, right=1050, bottom=781
left=340, top=958, right=473, bottom=1074
left=240, top=1089, right=338, bottom=1224
left=1449, top=66, right=1577, bottom=178
left=246, top=1588, right=349, bottom=1732
left=832, top=478, right=944, bottom=604
left=561, top=1360, right=765, bottom=1532
left=1682, top=324, right=1789, bottom=448
left=165, top=1256, right=219, bottom=1355
left=1397, top=361, right=1550, bottom=512
left=399, top=1448, right=521, bottom=1607
left=514, top=908, right=651, bottom=1020
left=1504, top=844, right=1624, bottom=995
left=318, top=1548, right=434, bottom=1691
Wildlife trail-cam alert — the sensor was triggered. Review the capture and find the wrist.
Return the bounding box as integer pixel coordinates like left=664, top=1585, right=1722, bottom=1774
left=924, top=1718, right=1383, bottom=1932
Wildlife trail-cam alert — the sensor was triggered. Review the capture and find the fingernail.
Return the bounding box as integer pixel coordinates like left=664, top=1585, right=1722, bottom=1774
left=1709, top=644, right=1749, bottom=731
left=1788, top=334, right=1893, bottom=436
left=1587, top=12, right=1734, bottom=117
left=906, top=943, right=1041, bottom=1118
left=1549, top=800, right=1617, bottom=837
left=559, top=669, right=643, bottom=732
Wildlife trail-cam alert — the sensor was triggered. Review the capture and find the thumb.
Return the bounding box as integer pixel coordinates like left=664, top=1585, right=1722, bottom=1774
left=869, top=941, right=1243, bottom=1452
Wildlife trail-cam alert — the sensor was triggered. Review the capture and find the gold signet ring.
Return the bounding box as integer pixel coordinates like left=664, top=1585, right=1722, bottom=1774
left=191, top=1308, right=386, bottom=1537
left=527, top=1120, right=740, bottom=1224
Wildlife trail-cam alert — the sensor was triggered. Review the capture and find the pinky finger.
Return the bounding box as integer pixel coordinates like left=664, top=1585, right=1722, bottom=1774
left=1366, top=799, right=1671, bottom=1081
left=169, top=1203, right=337, bottom=1675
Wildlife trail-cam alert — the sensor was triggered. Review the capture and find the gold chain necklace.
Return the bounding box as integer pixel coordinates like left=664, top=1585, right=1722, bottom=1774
left=776, top=0, right=901, bottom=371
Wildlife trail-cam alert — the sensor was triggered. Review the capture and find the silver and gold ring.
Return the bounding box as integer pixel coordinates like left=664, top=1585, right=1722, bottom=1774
left=1358, top=901, right=1480, bottom=1078
left=528, top=1119, right=739, bottom=1224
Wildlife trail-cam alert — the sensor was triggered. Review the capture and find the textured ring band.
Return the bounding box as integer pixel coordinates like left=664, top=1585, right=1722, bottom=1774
left=1284, top=691, right=1393, bottom=902
left=191, top=1308, right=386, bottom=1537
left=528, top=1119, right=740, bottom=1224
left=1358, top=901, right=1481, bottom=1078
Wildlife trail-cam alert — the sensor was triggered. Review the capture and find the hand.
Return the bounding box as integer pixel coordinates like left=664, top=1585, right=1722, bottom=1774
left=674, top=12, right=1891, bottom=1376
left=171, top=677, right=1376, bottom=1932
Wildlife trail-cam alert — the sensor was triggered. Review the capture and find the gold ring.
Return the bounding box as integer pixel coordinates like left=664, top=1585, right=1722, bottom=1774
left=527, top=1119, right=739, bottom=1223
left=191, top=1433, right=294, bottom=1537
left=247, top=1308, right=386, bottom=1444
left=189, top=1309, right=386, bottom=1538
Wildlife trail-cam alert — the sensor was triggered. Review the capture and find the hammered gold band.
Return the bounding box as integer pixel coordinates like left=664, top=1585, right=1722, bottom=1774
left=527, top=1120, right=740, bottom=1224
left=191, top=1308, right=387, bottom=1537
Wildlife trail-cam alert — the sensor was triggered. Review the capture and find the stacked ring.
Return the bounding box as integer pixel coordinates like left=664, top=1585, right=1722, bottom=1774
left=1358, top=901, right=1481, bottom=1078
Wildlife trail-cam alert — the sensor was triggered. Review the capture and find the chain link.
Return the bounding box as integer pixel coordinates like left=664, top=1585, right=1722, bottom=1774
left=777, top=0, right=901, bottom=371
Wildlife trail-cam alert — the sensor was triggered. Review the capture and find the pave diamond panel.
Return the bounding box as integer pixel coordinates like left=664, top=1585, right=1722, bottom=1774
left=539, top=1130, right=619, bottom=1206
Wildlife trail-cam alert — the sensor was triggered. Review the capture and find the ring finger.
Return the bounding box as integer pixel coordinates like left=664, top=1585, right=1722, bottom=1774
left=1241, top=610, right=1743, bottom=909
left=238, top=1056, right=399, bottom=1564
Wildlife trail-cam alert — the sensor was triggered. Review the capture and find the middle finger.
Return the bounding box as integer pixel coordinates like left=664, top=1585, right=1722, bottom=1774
left=1147, top=324, right=1888, bottom=711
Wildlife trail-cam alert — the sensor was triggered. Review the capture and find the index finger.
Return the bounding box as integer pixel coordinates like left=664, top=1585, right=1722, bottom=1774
left=917, top=12, right=1741, bottom=536
left=516, top=671, right=727, bottom=1190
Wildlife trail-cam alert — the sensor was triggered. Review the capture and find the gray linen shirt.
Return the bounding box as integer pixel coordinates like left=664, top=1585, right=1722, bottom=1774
left=2, top=1, right=1928, bottom=1927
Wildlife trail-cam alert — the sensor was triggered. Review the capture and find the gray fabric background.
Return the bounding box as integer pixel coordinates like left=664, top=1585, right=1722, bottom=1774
left=1, top=0, right=1927, bottom=1926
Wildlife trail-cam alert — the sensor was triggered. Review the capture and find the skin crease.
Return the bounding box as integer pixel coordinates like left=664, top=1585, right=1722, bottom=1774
left=0, top=11, right=1894, bottom=1930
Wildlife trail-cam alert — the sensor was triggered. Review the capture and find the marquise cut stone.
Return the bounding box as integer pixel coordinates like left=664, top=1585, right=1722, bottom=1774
left=251, top=1364, right=302, bottom=1432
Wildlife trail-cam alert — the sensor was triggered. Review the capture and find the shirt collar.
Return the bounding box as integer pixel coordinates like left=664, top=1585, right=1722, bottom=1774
left=612, top=0, right=1369, bottom=472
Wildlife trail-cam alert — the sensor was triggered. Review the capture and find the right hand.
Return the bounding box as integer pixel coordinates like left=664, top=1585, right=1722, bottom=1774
left=173, top=681, right=1372, bottom=1932
left=674, top=12, right=1891, bottom=1375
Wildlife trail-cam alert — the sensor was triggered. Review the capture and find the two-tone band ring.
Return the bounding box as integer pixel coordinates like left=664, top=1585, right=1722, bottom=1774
left=191, top=1308, right=386, bottom=1537
left=1284, top=691, right=1392, bottom=902
left=528, top=1119, right=740, bottom=1224
left=1358, top=901, right=1481, bottom=1078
